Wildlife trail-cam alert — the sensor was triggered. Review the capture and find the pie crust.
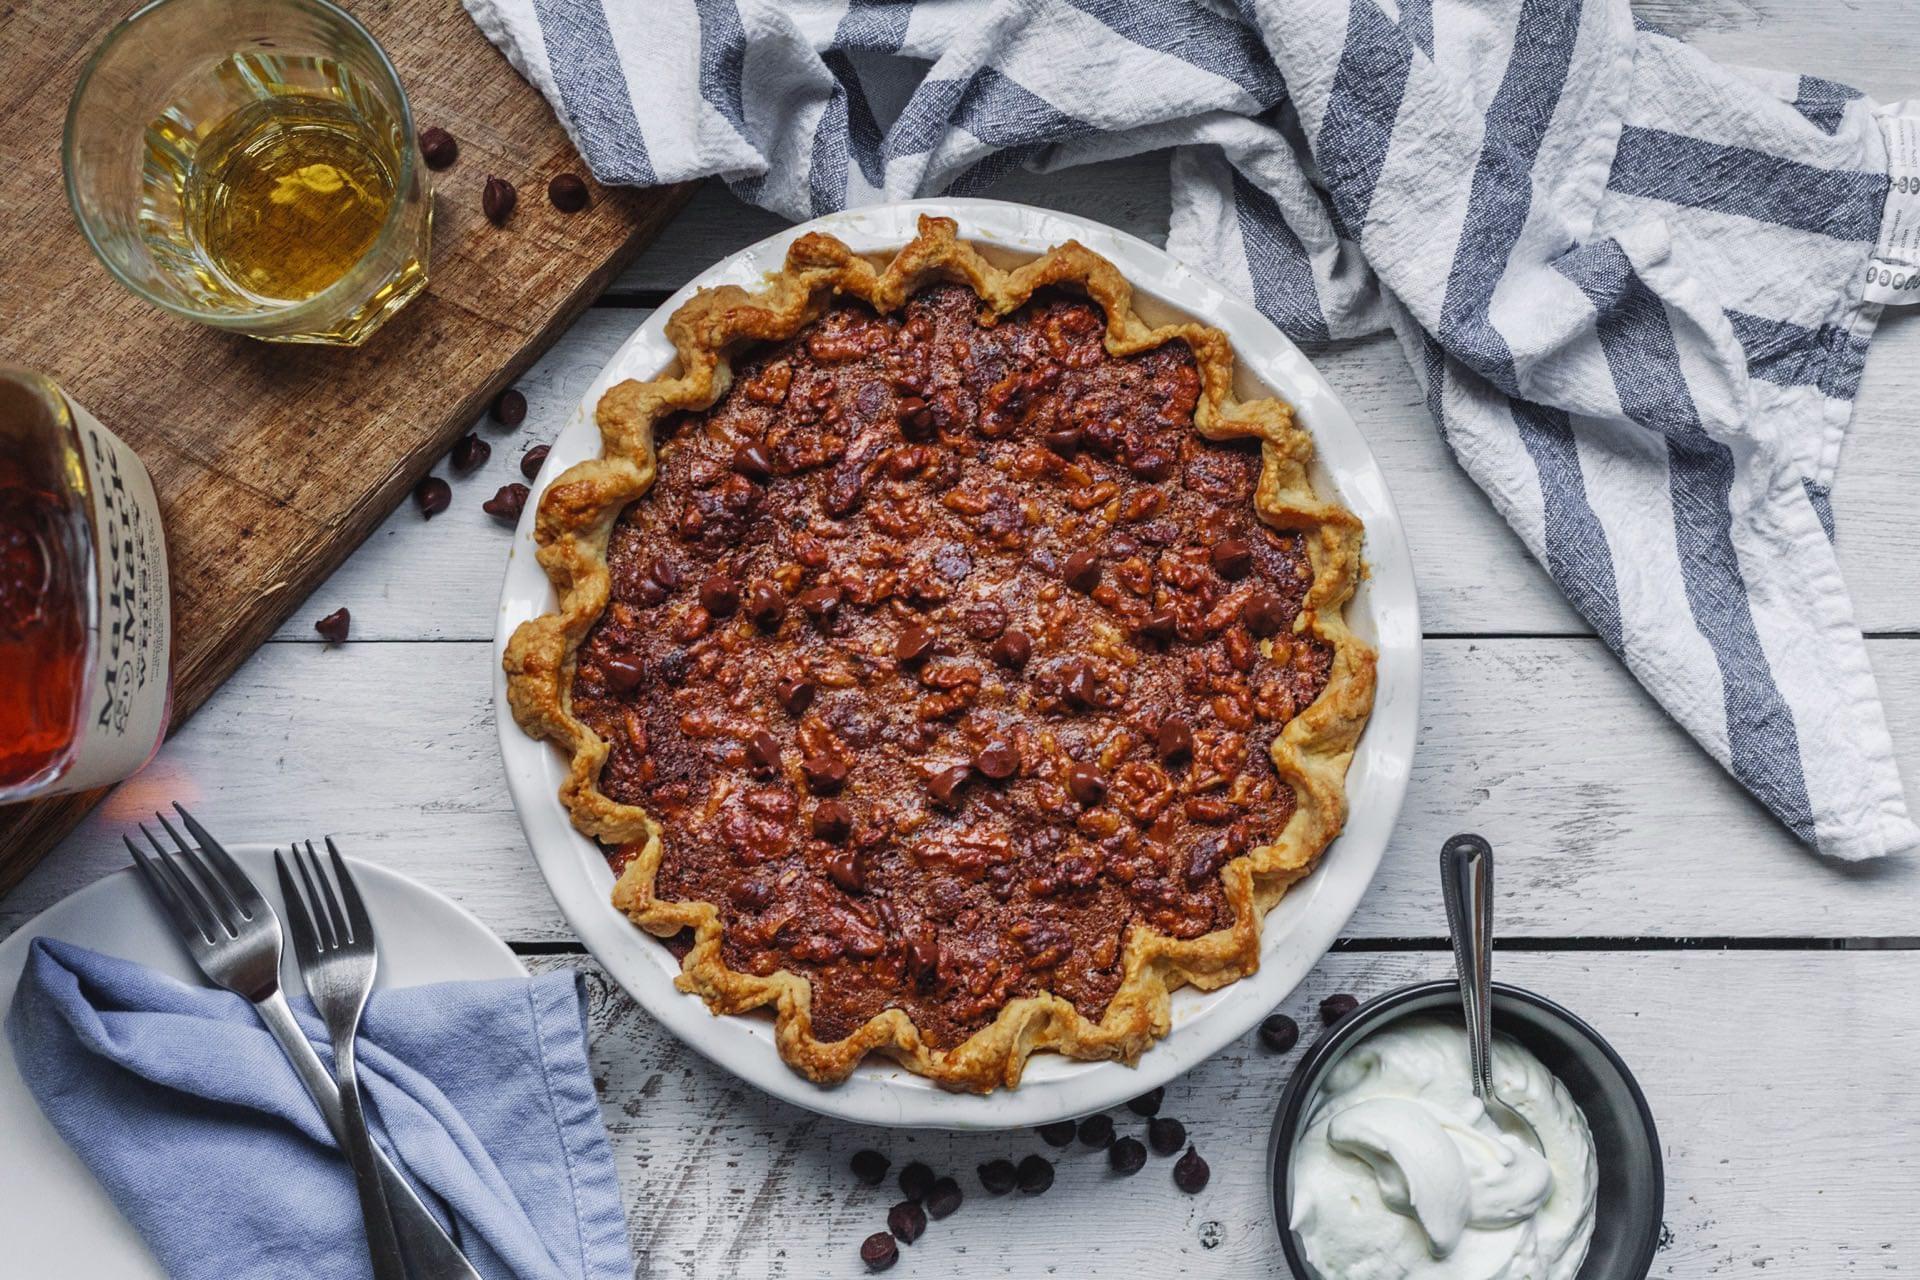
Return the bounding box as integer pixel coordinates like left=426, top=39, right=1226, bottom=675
left=504, top=216, right=1375, bottom=1092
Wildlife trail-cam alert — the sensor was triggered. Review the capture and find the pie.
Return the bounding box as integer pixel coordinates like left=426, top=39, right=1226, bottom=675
left=504, top=216, right=1375, bottom=1092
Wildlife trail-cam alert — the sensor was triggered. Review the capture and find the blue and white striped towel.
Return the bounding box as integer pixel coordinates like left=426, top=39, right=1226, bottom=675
left=467, top=0, right=1919, bottom=860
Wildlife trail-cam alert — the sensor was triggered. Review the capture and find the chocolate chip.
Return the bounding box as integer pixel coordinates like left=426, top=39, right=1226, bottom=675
left=1126, top=1088, right=1164, bottom=1117
left=887, top=1200, right=925, bottom=1245
left=520, top=444, right=550, bottom=480
left=731, top=442, right=773, bottom=481
left=730, top=877, right=772, bottom=911
left=1065, top=662, right=1102, bottom=710
left=1211, top=538, right=1253, bottom=579
left=798, top=584, right=841, bottom=626
left=803, top=754, right=848, bottom=794
left=1243, top=590, right=1287, bottom=637
left=314, top=607, right=350, bottom=644
left=926, top=1177, right=962, bottom=1219
left=746, top=582, right=786, bottom=629
left=746, top=729, right=782, bottom=777
left=859, top=1232, right=898, bottom=1271
left=492, top=388, right=528, bottom=428
left=777, top=677, right=816, bottom=715
left=826, top=850, right=864, bottom=894
left=896, top=396, right=935, bottom=440
left=482, top=483, right=529, bottom=521
left=926, top=763, right=971, bottom=807
left=899, top=1161, right=935, bottom=1202
left=1128, top=448, right=1176, bottom=482
left=482, top=175, right=517, bottom=226
left=990, top=629, right=1031, bottom=670
left=978, top=1159, right=1017, bottom=1195
left=413, top=476, right=451, bottom=518
left=851, top=1149, right=890, bottom=1186
left=601, top=656, right=644, bottom=695
left=812, top=800, right=852, bottom=842
left=1043, top=427, right=1083, bottom=457
left=547, top=172, right=589, bottom=213
left=1156, top=717, right=1193, bottom=764
left=1037, top=1121, right=1075, bottom=1148
left=1173, top=1146, right=1210, bottom=1193
left=699, top=573, right=739, bottom=618
left=1136, top=610, right=1177, bottom=644
left=650, top=559, right=682, bottom=590
left=1063, top=548, right=1101, bottom=593
left=451, top=432, right=490, bottom=473
left=895, top=624, right=934, bottom=664
left=1108, top=1136, right=1146, bottom=1175
left=1016, top=1154, right=1054, bottom=1195
left=963, top=601, right=1008, bottom=640
left=1148, top=1116, right=1186, bottom=1157
left=907, top=935, right=940, bottom=986
left=974, top=739, right=1020, bottom=780
left=418, top=126, right=458, bottom=170
left=1320, top=993, right=1360, bottom=1025
left=1259, top=1012, right=1300, bottom=1053
left=1066, top=762, right=1106, bottom=807
left=1078, top=1114, right=1115, bottom=1149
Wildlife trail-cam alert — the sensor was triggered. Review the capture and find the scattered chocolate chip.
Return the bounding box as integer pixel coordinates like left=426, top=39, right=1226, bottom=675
left=1156, top=717, right=1193, bottom=764
left=826, top=849, right=864, bottom=894
left=926, top=763, right=971, bottom=806
left=777, top=677, right=816, bottom=715
left=803, top=753, right=848, bottom=795
left=1109, top=1136, right=1147, bottom=1175
left=1137, top=611, right=1177, bottom=644
left=1173, top=1145, right=1210, bottom=1194
left=746, top=582, right=786, bottom=629
left=1078, top=1114, right=1115, bottom=1148
left=731, top=442, right=773, bottom=481
left=978, top=1160, right=1018, bottom=1195
left=519, top=444, right=550, bottom=480
left=699, top=572, right=739, bottom=618
left=887, top=1200, right=926, bottom=1244
left=925, top=1177, right=962, bottom=1219
left=1210, top=538, right=1253, bottom=579
left=974, top=739, right=1020, bottom=780
left=894, top=624, right=934, bottom=664
left=492, top=387, right=528, bottom=428
left=851, top=1149, right=890, bottom=1186
left=1037, top=1120, right=1076, bottom=1148
left=547, top=172, right=589, bottom=213
left=896, top=395, right=936, bottom=440
left=1126, top=1088, right=1164, bottom=1117
left=1128, top=448, right=1176, bottom=482
left=1066, top=762, right=1107, bottom=807
left=451, top=432, right=490, bottom=473
left=1016, top=1154, right=1055, bottom=1194
left=1148, top=1116, right=1186, bottom=1157
left=730, top=877, right=772, bottom=911
left=907, top=935, right=940, bottom=986
left=1259, top=1012, right=1300, bottom=1053
left=413, top=475, right=451, bottom=518
left=1064, top=662, right=1103, bottom=711
left=812, top=800, right=853, bottom=842
left=990, top=629, right=1032, bottom=670
left=798, top=584, right=842, bottom=626
left=482, top=483, right=528, bottom=521
left=746, top=729, right=782, bottom=777
left=1320, top=993, right=1360, bottom=1025
left=1043, top=427, right=1083, bottom=457
left=314, top=607, right=350, bottom=643
left=1243, top=591, right=1286, bottom=637
left=482, top=175, right=517, bottom=226
left=860, top=1232, right=898, bottom=1272
left=418, top=126, right=458, bottom=169
left=601, top=656, right=644, bottom=695
left=899, top=1161, right=935, bottom=1202
left=1062, top=548, right=1101, bottom=593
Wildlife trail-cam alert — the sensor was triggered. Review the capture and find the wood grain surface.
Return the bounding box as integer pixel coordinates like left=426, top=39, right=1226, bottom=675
left=0, top=0, right=691, bottom=895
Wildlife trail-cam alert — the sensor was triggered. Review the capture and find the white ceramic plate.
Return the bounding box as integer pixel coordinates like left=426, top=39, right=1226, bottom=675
left=494, top=198, right=1420, bottom=1130
left=0, top=845, right=524, bottom=1278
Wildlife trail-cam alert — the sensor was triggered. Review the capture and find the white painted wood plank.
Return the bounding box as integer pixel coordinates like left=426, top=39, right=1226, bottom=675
left=539, top=949, right=1920, bottom=1277
left=12, top=637, right=1915, bottom=942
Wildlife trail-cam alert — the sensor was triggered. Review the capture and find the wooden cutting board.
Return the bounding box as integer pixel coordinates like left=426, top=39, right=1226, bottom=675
left=0, top=0, right=692, bottom=896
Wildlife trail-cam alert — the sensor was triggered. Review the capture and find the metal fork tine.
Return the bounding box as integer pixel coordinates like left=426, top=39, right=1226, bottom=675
left=138, top=822, right=225, bottom=940
left=274, top=849, right=322, bottom=968
left=293, top=841, right=338, bottom=951
left=127, top=833, right=212, bottom=945
left=172, top=803, right=267, bottom=916
left=327, top=839, right=373, bottom=948
left=155, top=810, right=245, bottom=931
left=306, top=840, right=349, bottom=948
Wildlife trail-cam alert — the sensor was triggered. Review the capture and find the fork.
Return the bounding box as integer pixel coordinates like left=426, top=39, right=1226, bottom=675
left=127, top=805, right=482, bottom=1280
left=275, top=839, right=406, bottom=1280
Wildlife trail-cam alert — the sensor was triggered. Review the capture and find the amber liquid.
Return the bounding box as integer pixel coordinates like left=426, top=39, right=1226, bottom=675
left=0, top=465, right=87, bottom=791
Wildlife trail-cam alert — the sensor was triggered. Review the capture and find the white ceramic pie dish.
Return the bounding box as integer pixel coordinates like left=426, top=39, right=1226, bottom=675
left=493, top=198, right=1420, bottom=1129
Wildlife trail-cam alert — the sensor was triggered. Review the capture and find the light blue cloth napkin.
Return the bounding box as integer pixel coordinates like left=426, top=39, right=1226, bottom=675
left=466, top=0, right=1919, bottom=860
left=6, top=938, right=631, bottom=1280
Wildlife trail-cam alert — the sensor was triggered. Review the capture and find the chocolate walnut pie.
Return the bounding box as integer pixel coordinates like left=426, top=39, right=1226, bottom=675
left=505, top=217, right=1374, bottom=1091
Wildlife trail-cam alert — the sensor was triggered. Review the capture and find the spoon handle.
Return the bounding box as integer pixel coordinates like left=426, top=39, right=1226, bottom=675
left=1441, top=833, right=1497, bottom=1103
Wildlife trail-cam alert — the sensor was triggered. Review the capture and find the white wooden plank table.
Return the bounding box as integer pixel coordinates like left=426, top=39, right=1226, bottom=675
left=7, top=5, right=1919, bottom=1274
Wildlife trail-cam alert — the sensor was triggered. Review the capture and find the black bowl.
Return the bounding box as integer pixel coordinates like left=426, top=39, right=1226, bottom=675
left=1268, top=981, right=1663, bottom=1279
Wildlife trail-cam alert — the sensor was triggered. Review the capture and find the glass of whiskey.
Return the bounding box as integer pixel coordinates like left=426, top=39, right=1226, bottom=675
left=64, top=0, right=431, bottom=346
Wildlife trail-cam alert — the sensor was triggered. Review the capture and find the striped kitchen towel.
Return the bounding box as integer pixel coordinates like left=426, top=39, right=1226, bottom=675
left=466, top=0, right=1919, bottom=860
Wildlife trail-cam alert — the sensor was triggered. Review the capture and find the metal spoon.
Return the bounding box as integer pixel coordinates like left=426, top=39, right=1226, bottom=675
left=1440, top=833, right=1541, bottom=1150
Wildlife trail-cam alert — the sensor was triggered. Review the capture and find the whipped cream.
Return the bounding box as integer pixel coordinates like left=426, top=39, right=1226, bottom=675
left=1289, top=1016, right=1597, bottom=1280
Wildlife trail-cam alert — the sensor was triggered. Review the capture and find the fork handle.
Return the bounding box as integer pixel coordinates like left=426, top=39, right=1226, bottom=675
left=255, top=990, right=484, bottom=1280
left=333, top=1031, right=408, bottom=1280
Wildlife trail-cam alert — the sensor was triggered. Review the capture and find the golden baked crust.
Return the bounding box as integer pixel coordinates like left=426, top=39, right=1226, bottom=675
left=504, top=215, right=1375, bottom=1092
